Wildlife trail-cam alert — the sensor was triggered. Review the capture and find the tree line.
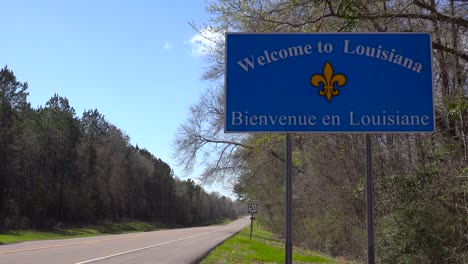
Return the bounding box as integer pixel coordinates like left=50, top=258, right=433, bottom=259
left=174, top=1, right=467, bottom=263
left=0, top=66, right=240, bottom=230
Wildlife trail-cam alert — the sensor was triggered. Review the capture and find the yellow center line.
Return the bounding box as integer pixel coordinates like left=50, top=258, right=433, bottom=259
left=0, top=234, right=143, bottom=255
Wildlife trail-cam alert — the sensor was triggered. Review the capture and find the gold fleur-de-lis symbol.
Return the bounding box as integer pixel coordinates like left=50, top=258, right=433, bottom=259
left=310, top=62, right=347, bottom=102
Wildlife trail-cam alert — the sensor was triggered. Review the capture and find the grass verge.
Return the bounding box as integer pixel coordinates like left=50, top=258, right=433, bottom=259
left=200, top=224, right=338, bottom=263
left=0, top=218, right=238, bottom=245
left=0, top=221, right=165, bottom=245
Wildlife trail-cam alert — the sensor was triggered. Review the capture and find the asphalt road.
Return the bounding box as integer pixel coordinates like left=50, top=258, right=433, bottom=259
left=0, top=217, right=250, bottom=264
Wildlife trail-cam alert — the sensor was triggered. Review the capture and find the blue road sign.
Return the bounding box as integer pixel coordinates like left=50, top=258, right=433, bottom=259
left=225, top=33, right=434, bottom=133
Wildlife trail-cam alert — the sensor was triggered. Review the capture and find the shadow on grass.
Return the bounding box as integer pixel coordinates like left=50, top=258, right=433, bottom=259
left=54, top=228, right=98, bottom=236
left=95, top=222, right=159, bottom=233
left=1, top=230, right=21, bottom=236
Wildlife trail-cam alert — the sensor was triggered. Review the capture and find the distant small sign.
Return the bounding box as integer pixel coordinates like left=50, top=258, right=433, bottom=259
left=248, top=203, right=258, bottom=213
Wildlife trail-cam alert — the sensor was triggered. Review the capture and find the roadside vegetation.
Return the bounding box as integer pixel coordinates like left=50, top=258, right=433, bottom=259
left=0, top=66, right=244, bottom=233
left=200, top=223, right=355, bottom=264
left=174, top=1, right=467, bottom=263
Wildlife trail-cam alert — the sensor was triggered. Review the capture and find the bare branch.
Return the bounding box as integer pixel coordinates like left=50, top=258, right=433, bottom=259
left=432, top=41, right=468, bottom=62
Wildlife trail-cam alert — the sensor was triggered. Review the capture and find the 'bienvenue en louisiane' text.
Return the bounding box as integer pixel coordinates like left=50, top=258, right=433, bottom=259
left=231, top=111, right=431, bottom=127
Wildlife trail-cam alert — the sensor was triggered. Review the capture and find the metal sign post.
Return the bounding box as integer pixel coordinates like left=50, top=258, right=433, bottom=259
left=248, top=202, right=258, bottom=240
left=285, top=133, right=293, bottom=264
left=365, top=134, right=375, bottom=264
left=250, top=212, right=254, bottom=240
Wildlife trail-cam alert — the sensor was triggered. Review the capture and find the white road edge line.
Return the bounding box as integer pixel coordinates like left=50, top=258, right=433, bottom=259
left=74, top=224, right=244, bottom=264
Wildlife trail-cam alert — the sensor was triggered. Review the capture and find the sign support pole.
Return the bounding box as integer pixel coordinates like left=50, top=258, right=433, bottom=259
left=250, top=212, right=254, bottom=240
left=365, top=134, right=375, bottom=264
left=285, top=133, right=293, bottom=264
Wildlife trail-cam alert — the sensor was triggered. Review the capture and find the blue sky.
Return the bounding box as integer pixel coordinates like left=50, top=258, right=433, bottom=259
left=1, top=0, right=233, bottom=197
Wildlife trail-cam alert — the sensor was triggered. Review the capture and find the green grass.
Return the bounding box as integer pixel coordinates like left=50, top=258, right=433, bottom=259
left=200, top=224, right=337, bottom=264
left=0, top=221, right=165, bottom=245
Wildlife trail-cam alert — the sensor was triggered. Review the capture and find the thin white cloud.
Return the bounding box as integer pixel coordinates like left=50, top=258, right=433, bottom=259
left=188, top=27, right=223, bottom=56
left=163, top=41, right=173, bottom=50
left=193, top=178, right=202, bottom=185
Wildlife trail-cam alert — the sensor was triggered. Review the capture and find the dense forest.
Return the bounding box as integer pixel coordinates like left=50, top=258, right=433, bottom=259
left=174, top=0, right=467, bottom=263
left=0, top=66, right=240, bottom=230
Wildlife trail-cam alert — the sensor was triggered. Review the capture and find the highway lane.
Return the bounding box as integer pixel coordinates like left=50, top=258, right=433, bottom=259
left=0, top=217, right=250, bottom=264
